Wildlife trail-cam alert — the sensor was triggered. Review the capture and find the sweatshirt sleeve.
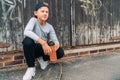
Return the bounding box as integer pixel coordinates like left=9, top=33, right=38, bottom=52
left=24, top=17, right=39, bottom=41
left=49, top=25, right=59, bottom=45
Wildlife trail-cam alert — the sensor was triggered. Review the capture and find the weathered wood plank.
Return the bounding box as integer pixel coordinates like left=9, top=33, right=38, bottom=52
left=0, top=0, right=24, bottom=51
left=74, top=0, right=120, bottom=45
left=0, top=0, right=120, bottom=51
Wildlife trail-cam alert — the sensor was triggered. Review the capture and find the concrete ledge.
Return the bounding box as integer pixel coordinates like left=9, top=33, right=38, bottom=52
left=65, top=44, right=120, bottom=55
left=1, top=43, right=120, bottom=72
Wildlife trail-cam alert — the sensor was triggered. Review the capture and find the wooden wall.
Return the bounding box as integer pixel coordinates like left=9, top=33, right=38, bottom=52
left=74, top=0, right=120, bottom=46
left=0, top=0, right=24, bottom=51
left=0, top=0, right=120, bottom=51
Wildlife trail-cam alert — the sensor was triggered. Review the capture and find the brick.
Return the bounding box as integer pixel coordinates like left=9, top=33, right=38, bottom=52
left=0, top=56, right=14, bottom=62
left=0, top=42, right=10, bottom=48
left=80, top=51, right=90, bottom=56
left=63, top=54, right=68, bottom=57
left=99, top=49, right=106, bottom=52
left=4, top=60, right=23, bottom=66
left=60, top=56, right=77, bottom=62
left=115, top=47, right=120, bottom=50
left=0, top=52, right=5, bottom=54
left=0, top=63, right=4, bottom=67
left=62, top=46, right=72, bottom=49
left=90, top=50, right=98, bottom=54
left=14, top=55, right=24, bottom=60
left=111, top=36, right=120, bottom=40
left=67, top=53, right=78, bottom=57
left=0, top=57, right=4, bottom=61
left=107, top=48, right=114, bottom=51
left=0, top=50, right=23, bottom=55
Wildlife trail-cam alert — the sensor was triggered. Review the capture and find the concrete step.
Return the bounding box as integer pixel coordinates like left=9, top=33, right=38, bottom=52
left=1, top=43, right=120, bottom=72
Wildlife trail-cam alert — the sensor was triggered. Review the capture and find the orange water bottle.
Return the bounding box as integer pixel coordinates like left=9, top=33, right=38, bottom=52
left=48, top=41, right=57, bottom=62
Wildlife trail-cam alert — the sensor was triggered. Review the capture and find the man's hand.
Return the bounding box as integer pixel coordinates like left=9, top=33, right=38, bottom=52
left=42, top=43, right=52, bottom=55
left=37, top=38, right=52, bottom=55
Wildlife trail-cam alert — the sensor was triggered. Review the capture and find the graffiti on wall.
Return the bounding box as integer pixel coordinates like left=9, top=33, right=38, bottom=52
left=0, top=0, right=22, bottom=23
left=0, top=0, right=23, bottom=50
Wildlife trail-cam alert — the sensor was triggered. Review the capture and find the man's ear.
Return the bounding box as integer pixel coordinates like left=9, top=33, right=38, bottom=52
left=34, top=11, right=37, bottom=16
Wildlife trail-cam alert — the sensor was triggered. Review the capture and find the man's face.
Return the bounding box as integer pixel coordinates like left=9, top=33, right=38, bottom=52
left=34, top=6, right=49, bottom=21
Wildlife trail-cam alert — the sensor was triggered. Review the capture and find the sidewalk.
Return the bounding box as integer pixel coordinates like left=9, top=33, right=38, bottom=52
left=1, top=51, right=120, bottom=80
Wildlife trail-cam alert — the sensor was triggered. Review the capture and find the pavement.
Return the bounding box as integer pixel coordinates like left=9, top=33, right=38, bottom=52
left=1, top=51, right=120, bottom=80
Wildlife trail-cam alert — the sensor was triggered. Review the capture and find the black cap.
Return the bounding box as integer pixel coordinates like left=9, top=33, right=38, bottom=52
left=34, top=1, right=49, bottom=11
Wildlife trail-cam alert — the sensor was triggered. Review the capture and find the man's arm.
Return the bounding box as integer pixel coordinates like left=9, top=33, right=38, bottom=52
left=24, top=17, right=39, bottom=41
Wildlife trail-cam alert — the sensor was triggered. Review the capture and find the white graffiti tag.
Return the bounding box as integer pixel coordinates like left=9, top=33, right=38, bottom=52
left=0, top=0, right=22, bottom=23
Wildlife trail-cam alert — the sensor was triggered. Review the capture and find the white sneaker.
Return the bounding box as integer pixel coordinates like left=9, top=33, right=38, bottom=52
left=37, top=57, right=48, bottom=70
left=23, top=67, right=35, bottom=80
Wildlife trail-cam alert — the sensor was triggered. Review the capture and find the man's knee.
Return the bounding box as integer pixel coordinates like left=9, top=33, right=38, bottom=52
left=22, top=37, right=34, bottom=47
left=57, top=47, right=64, bottom=59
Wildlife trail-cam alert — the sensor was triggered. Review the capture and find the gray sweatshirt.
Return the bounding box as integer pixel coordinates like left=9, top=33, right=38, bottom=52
left=24, top=17, right=59, bottom=44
